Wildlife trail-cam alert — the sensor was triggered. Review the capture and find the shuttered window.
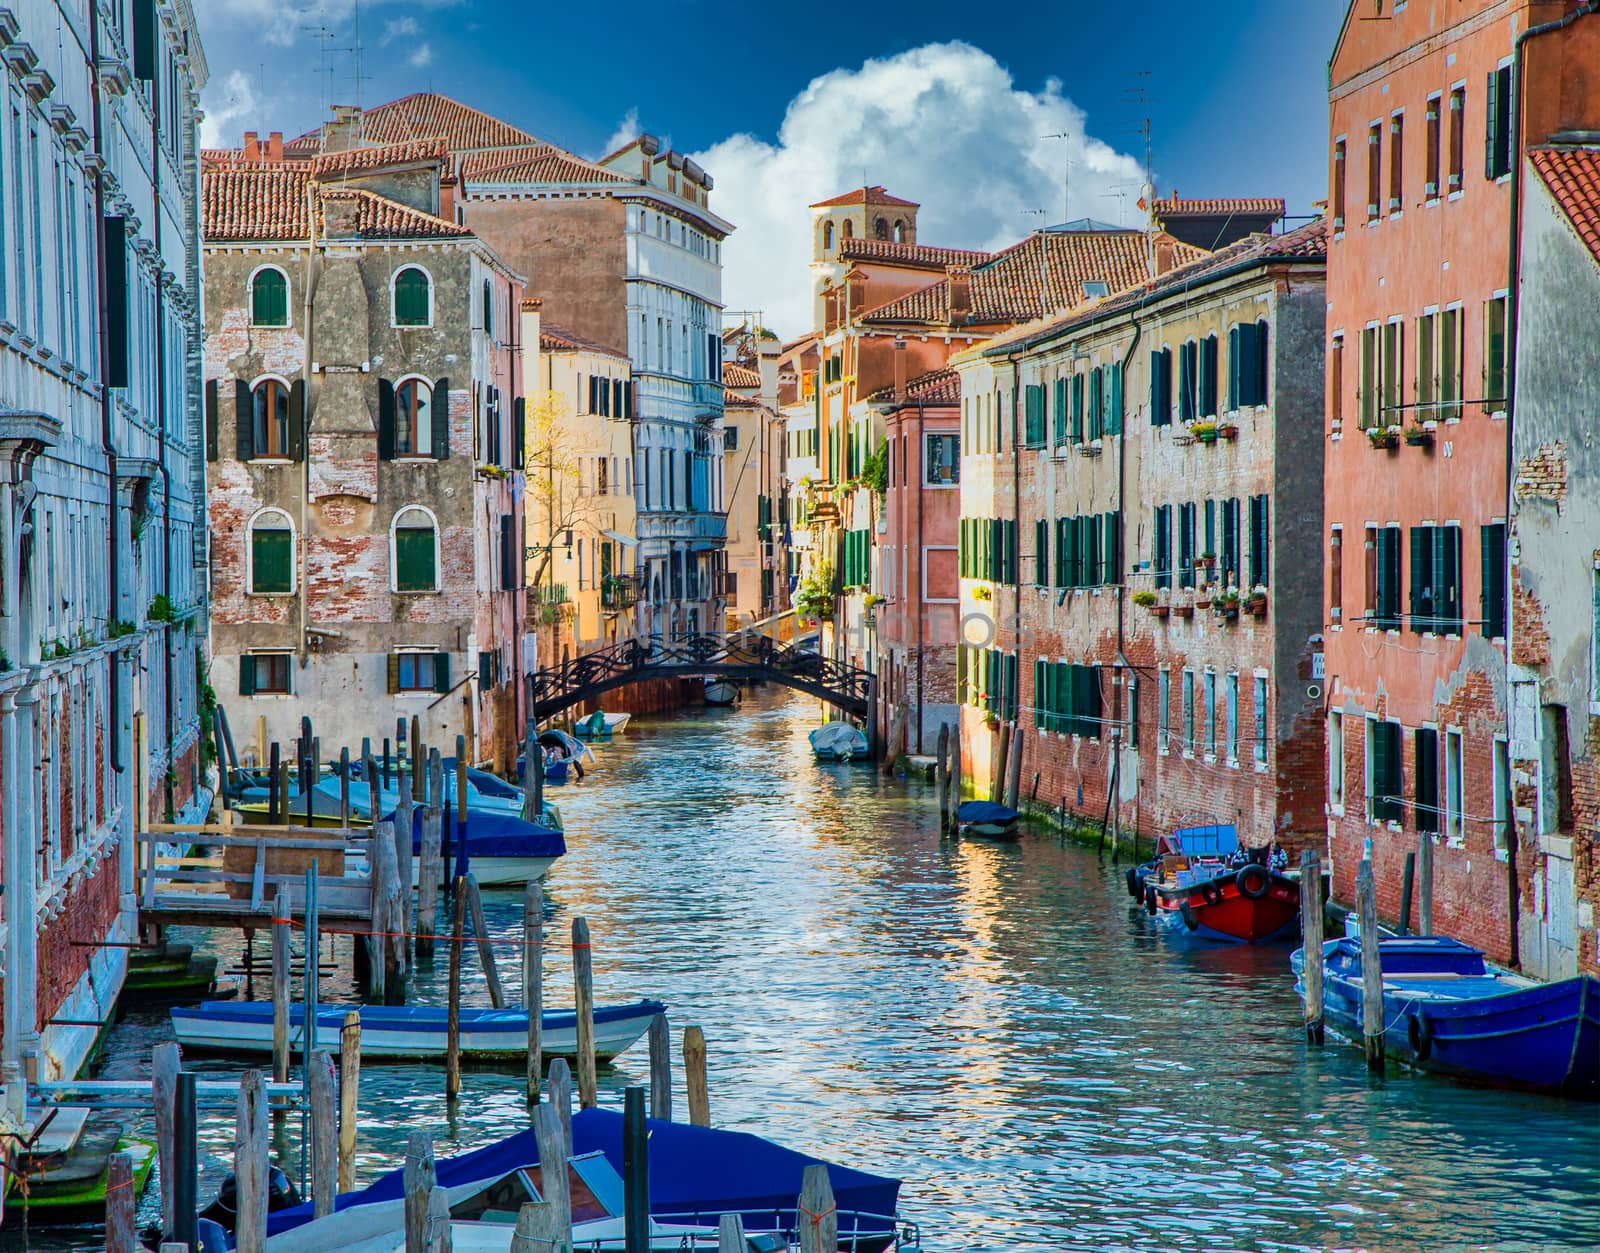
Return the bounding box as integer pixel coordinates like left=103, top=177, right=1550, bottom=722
left=1374, top=525, right=1402, bottom=629
left=1178, top=341, right=1197, bottom=425
left=1023, top=384, right=1046, bottom=447
left=1415, top=727, right=1440, bottom=833
left=1150, top=348, right=1172, bottom=426
left=1033, top=519, right=1049, bottom=586
left=1369, top=719, right=1404, bottom=823
left=388, top=653, right=449, bottom=694
left=1070, top=373, right=1085, bottom=443
left=1200, top=335, right=1219, bottom=417
left=1035, top=661, right=1101, bottom=739
left=1485, top=64, right=1512, bottom=181
left=1087, top=366, right=1103, bottom=441
left=250, top=515, right=293, bottom=595
left=1153, top=505, right=1172, bottom=590
left=1106, top=362, right=1123, bottom=435
left=394, top=266, right=431, bottom=326
left=394, top=509, right=438, bottom=592
left=1480, top=522, right=1507, bottom=639
left=239, top=653, right=291, bottom=697
left=1248, top=494, right=1271, bottom=588
left=251, top=268, right=288, bottom=327
left=1221, top=498, right=1241, bottom=586
left=1052, top=377, right=1069, bottom=444
left=1102, top=511, right=1120, bottom=584
left=1409, top=524, right=1462, bottom=634
left=1178, top=502, right=1196, bottom=589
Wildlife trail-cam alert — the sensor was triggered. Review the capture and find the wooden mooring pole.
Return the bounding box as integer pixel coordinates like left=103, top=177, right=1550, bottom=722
left=271, top=894, right=291, bottom=1084
left=797, top=1164, right=837, bottom=1253
left=532, top=1103, right=572, bottom=1244
left=309, top=1050, right=338, bottom=1218
left=1418, top=832, right=1434, bottom=936
left=524, top=882, right=543, bottom=1104
left=991, top=723, right=1009, bottom=804
left=1005, top=723, right=1024, bottom=811
left=447, top=881, right=465, bottom=1099
left=683, top=1025, right=709, bottom=1127
left=1398, top=850, right=1416, bottom=936
left=717, top=1214, right=747, bottom=1253
left=648, top=1013, right=671, bottom=1122
left=1299, top=850, right=1325, bottom=1043
left=339, top=1011, right=361, bottom=1192
left=105, top=1151, right=135, bottom=1253
left=152, top=1041, right=179, bottom=1235
left=572, top=917, right=597, bottom=1109
left=339, top=747, right=351, bottom=829
left=948, top=724, right=962, bottom=830
left=404, top=1133, right=436, bottom=1253
left=934, top=724, right=950, bottom=830
left=1357, top=859, right=1384, bottom=1071
left=464, top=873, right=506, bottom=1009
left=417, top=806, right=442, bottom=961
left=234, top=1069, right=269, bottom=1253
left=623, top=1086, right=649, bottom=1253
left=547, top=1058, right=574, bottom=1154
left=511, top=1202, right=563, bottom=1253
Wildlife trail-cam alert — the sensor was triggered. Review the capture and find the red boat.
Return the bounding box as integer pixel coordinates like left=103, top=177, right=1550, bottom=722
left=1125, top=824, right=1300, bottom=943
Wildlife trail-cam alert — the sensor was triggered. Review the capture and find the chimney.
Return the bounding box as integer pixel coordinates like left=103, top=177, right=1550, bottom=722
left=520, top=298, right=544, bottom=422
left=267, top=131, right=283, bottom=162
left=242, top=131, right=259, bottom=160
left=892, top=337, right=907, bottom=398
left=1154, top=237, right=1177, bottom=275
left=756, top=336, right=780, bottom=403
left=322, top=104, right=364, bottom=154
left=947, top=265, right=972, bottom=323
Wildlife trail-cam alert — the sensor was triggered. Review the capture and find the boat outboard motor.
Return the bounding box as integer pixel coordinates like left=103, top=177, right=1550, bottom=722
left=197, top=1165, right=303, bottom=1231
left=193, top=1217, right=230, bottom=1253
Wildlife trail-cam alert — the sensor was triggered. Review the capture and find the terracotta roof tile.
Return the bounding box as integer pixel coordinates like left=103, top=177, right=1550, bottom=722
left=837, top=237, right=992, bottom=270
left=867, top=367, right=960, bottom=406
left=202, top=166, right=470, bottom=243
left=810, top=185, right=919, bottom=209
left=1529, top=146, right=1600, bottom=268
left=291, top=93, right=542, bottom=153
left=538, top=323, right=630, bottom=359
left=319, top=188, right=472, bottom=240
left=981, top=219, right=1327, bottom=355
left=722, top=362, right=762, bottom=389
left=310, top=137, right=450, bottom=178
left=1152, top=196, right=1286, bottom=220
left=861, top=228, right=1199, bottom=327
left=463, top=144, right=628, bottom=186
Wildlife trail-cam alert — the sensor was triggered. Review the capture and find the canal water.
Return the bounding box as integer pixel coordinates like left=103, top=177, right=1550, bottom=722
left=22, top=691, right=1600, bottom=1251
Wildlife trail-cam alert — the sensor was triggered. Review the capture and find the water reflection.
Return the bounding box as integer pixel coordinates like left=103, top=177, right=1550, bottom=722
left=30, top=692, right=1600, bottom=1252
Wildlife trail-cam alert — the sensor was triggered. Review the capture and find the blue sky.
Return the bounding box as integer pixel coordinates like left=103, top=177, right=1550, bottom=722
left=201, top=1, right=1347, bottom=334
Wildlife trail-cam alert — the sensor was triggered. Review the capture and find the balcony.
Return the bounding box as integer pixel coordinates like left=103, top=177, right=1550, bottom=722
left=531, top=583, right=570, bottom=606
left=601, top=575, right=639, bottom=612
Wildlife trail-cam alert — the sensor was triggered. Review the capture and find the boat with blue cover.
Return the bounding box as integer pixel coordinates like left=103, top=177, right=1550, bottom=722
left=171, top=998, right=664, bottom=1063
left=955, top=801, right=1021, bottom=840
left=809, top=722, right=869, bottom=762
left=264, top=1107, right=909, bottom=1251
left=1291, top=934, right=1600, bottom=1096
left=391, top=804, right=566, bottom=887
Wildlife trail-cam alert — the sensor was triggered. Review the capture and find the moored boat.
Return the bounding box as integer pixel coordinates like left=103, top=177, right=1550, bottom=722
left=955, top=800, right=1021, bottom=840
left=809, top=722, right=869, bottom=762
left=172, top=998, right=665, bottom=1063
left=703, top=678, right=740, bottom=706
left=1126, top=824, right=1298, bottom=943
left=1292, top=935, right=1600, bottom=1096
left=574, top=710, right=631, bottom=738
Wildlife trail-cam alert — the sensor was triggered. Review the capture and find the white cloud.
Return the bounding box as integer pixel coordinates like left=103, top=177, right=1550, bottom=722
left=206, top=0, right=460, bottom=47
left=692, top=42, right=1147, bottom=339
left=408, top=43, right=433, bottom=68
left=382, top=17, right=419, bottom=44
left=199, top=69, right=259, bottom=149
left=595, top=108, right=640, bottom=161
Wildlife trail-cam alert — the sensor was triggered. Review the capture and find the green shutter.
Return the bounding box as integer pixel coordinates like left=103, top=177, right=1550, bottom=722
left=1228, top=325, right=1242, bottom=409
left=1103, top=511, right=1120, bottom=584
left=396, top=524, right=437, bottom=592
left=238, top=655, right=257, bottom=697
left=433, top=652, right=451, bottom=694
left=132, top=0, right=156, bottom=79
left=252, top=269, right=287, bottom=326
left=1070, top=375, right=1084, bottom=442
left=395, top=268, right=430, bottom=326
left=1485, top=69, right=1500, bottom=181
left=1480, top=523, right=1506, bottom=638
left=1062, top=517, right=1079, bottom=587
left=1034, top=519, right=1048, bottom=586
left=1410, top=527, right=1428, bottom=631
left=1053, top=378, right=1068, bottom=443
left=1087, top=367, right=1102, bottom=441
left=105, top=217, right=129, bottom=389
left=1108, top=363, right=1123, bottom=435
left=252, top=528, right=292, bottom=594
left=205, top=380, right=219, bottom=462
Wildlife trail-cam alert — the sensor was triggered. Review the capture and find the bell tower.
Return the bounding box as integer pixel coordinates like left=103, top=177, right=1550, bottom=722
left=806, top=186, right=920, bottom=331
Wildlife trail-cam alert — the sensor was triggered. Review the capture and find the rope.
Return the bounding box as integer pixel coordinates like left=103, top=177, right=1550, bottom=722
left=285, top=917, right=570, bottom=950
left=799, top=1201, right=837, bottom=1227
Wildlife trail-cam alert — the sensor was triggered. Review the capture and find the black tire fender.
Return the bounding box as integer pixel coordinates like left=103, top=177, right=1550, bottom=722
left=1144, top=884, right=1158, bottom=916
left=1200, top=880, right=1223, bottom=906
left=1236, top=863, right=1272, bottom=900
left=1407, top=1009, right=1434, bottom=1061
left=1179, top=900, right=1199, bottom=931
left=1126, top=867, right=1143, bottom=899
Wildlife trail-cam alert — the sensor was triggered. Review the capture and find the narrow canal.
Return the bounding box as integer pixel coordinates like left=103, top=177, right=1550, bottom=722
left=36, top=691, right=1600, bottom=1251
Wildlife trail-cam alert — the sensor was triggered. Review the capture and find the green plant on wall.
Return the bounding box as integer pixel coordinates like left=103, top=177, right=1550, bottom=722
left=861, top=440, right=888, bottom=496
left=794, top=558, right=837, bottom=620
left=147, top=593, right=174, bottom=623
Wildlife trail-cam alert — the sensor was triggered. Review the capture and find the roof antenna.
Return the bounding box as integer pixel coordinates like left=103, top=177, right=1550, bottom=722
left=1040, top=133, right=1074, bottom=225
left=1126, top=72, right=1157, bottom=276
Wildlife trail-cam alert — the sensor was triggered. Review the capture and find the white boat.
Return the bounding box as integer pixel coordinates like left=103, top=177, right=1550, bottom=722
left=703, top=678, right=739, bottom=706
left=171, top=999, right=665, bottom=1063
left=573, top=711, right=631, bottom=738
left=809, top=722, right=869, bottom=762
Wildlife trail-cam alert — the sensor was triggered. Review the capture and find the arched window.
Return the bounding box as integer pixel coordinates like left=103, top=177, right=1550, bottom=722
left=894, top=219, right=907, bottom=243
left=252, top=378, right=291, bottom=458
left=842, top=219, right=854, bottom=239
left=250, top=267, right=289, bottom=327
left=249, top=509, right=294, bottom=595
left=482, top=280, right=494, bottom=340
left=396, top=378, right=433, bottom=457
left=392, top=506, right=438, bottom=592
left=823, top=220, right=834, bottom=250
left=874, top=217, right=888, bottom=240
left=393, top=266, right=432, bottom=327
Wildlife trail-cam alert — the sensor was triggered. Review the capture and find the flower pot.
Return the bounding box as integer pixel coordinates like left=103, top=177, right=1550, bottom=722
left=1367, top=431, right=1399, bottom=450
left=1217, top=424, right=1239, bottom=439
left=1215, top=603, right=1239, bottom=621
left=1195, top=597, right=1213, bottom=610
left=1149, top=605, right=1171, bottom=619
left=1403, top=427, right=1433, bottom=447
left=1246, top=596, right=1267, bottom=616
left=1195, top=431, right=1218, bottom=445
left=1174, top=604, right=1194, bottom=619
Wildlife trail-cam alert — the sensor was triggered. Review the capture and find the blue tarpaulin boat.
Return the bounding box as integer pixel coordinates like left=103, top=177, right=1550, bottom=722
left=955, top=801, right=1021, bottom=840
left=1292, top=935, right=1600, bottom=1096
left=392, top=805, right=566, bottom=887
left=267, top=1108, right=903, bottom=1246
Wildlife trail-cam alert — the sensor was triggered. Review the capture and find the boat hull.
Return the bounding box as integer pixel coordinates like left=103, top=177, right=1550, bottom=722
left=1295, top=939, right=1600, bottom=1096
left=1152, top=868, right=1299, bottom=943
left=172, top=999, right=664, bottom=1063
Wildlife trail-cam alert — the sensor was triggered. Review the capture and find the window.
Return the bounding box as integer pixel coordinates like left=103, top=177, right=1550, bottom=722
left=1228, top=320, right=1268, bottom=409
left=1033, top=519, right=1049, bottom=586
left=1248, top=494, right=1270, bottom=588
left=252, top=378, right=291, bottom=458
left=482, top=281, right=494, bottom=341
left=1023, top=383, right=1046, bottom=446
left=1359, top=325, right=1379, bottom=428
left=1388, top=111, right=1405, bottom=212
left=1448, top=85, right=1466, bottom=193
left=249, top=510, right=294, bottom=595
left=1330, top=333, right=1343, bottom=426
left=1373, top=524, right=1402, bottom=629
left=1178, top=502, right=1196, bottom=589
left=250, top=266, right=288, bottom=327
left=1439, top=306, right=1462, bottom=420
left=1479, top=522, right=1507, bottom=638
left=1178, top=341, right=1197, bottom=425
left=1150, top=347, right=1173, bottom=426
left=1484, top=296, right=1508, bottom=410
left=1329, top=711, right=1345, bottom=809
left=1204, top=670, right=1217, bottom=757
left=1153, top=504, right=1172, bottom=589
left=1070, top=372, right=1085, bottom=442
left=1200, top=335, right=1219, bottom=417
left=1330, top=528, right=1343, bottom=623
left=1254, top=676, right=1269, bottom=766
left=396, top=378, right=433, bottom=457
left=1485, top=63, right=1512, bottom=182
left=1424, top=95, right=1442, bottom=199
left=1415, top=727, right=1439, bottom=833
left=1181, top=670, right=1195, bottom=754
left=389, top=651, right=449, bottom=694
left=1444, top=729, right=1464, bottom=841
left=823, top=220, right=836, bottom=250
left=1381, top=319, right=1404, bottom=424
left=393, top=266, right=431, bottom=327
left=1367, top=718, right=1403, bottom=823
left=393, top=507, right=438, bottom=592
left=238, top=652, right=291, bottom=696
left=1367, top=121, right=1383, bottom=221
left=1492, top=736, right=1511, bottom=852
left=1333, top=139, right=1347, bottom=229
left=1221, top=497, right=1241, bottom=587
left=1034, top=661, right=1101, bottom=738
left=1158, top=669, right=1171, bottom=753
left=1087, top=367, right=1103, bottom=440
left=1409, top=524, right=1462, bottom=634
left=1226, top=673, right=1239, bottom=763
left=1417, top=311, right=1436, bottom=417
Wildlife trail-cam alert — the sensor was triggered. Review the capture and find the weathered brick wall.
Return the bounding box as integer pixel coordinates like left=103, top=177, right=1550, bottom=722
left=35, top=854, right=119, bottom=1035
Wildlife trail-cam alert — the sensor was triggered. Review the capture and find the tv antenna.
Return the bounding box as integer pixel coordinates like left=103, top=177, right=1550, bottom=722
left=1039, top=133, right=1075, bottom=224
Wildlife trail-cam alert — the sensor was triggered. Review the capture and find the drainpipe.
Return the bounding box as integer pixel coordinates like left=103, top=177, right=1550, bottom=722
left=149, top=19, right=177, bottom=821
left=1501, top=0, right=1597, bottom=971
left=914, top=389, right=925, bottom=754
left=88, top=0, right=122, bottom=774
left=1114, top=317, right=1143, bottom=823
left=1008, top=351, right=1022, bottom=747
left=299, top=184, right=321, bottom=669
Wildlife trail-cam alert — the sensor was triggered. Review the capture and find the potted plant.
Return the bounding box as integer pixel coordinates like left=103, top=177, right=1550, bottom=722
left=1190, top=420, right=1218, bottom=444
left=973, top=585, right=992, bottom=601
left=1217, top=422, right=1239, bottom=439
left=1246, top=587, right=1268, bottom=616
left=1403, top=420, right=1434, bottom=447
left=1132, top=590, right=1158, bottom=607
left=1367, top=425, right=1399, bottom=450
left=1214, top=590, right=1241, bottom=620
left=982, top=711, right=1000, bottom=731
left=1174, top=599, right=1195, bottom=618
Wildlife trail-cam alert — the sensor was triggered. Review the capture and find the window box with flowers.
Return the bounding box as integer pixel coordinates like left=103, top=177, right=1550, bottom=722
left=1174, top=600, right=1195, bottom=619
left=1403, top=419, right=1436, bottom=447
left=1214, top=590, right=1241, bottom=621
left=1190, top=420, right=1218, bottom=444
left=1216, top=422, right=1239, bottom=440
left=1246, top=588, right=1268, bottom=616
left=1366, top=425, right=1400, bottom=450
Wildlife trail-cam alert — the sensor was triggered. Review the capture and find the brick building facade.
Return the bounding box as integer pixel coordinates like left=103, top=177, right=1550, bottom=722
left=953, top=222, right=1327, bottom=850
left=202, top=136, right=525, bottom=771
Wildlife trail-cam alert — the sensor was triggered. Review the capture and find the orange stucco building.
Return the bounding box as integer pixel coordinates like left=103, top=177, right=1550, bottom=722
left=1322, top=0, right=1593, bottom=964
